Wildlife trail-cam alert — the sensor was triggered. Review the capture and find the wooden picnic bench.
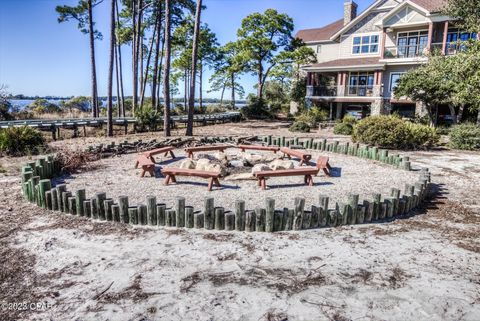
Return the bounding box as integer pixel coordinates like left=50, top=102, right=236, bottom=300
left=184, top=145, right=229, bottom=159
left=135, top=146, right=176, bottom=169
left=280, top=147, right=312, bottom=166
left=237, top=144, right=280, bottom=153
left=136, top=155, right=156, bottom=178
left=161, top=168, right=221, bottom=191
left=253, top=156, right=331, bottom=190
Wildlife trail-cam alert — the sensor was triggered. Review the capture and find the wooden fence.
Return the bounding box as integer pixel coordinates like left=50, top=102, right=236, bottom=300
left=20, top=151, right=431, bottom=232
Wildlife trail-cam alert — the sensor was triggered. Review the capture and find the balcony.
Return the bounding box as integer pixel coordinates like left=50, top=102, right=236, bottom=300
left=307, top=85, right=382, bottom=98
left=383, top=44, right=430, bottom=59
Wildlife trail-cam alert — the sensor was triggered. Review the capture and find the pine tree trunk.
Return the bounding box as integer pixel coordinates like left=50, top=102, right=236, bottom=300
left=131, top=0, right=137, bottom=114
left=151, top=2, right=162, bottom=110
left=115, top=38, right=121, bottom=117
left=186, top=0, right=202, bottom=136
left=115, top=0, right=125, bottom=116
left=157, top=35, right=165, bottom=108
left=257, top=60, right=263, bottom=99
left=231, top=72, right=235, bottom=108
left=199, top=63, right=203, bottom=110
left=140, top=16, right=158, bottom=108
left=107, top=0, right=115, bottom=136
left=87, top=0, right=98, bottom=118
left=220, top=83, right=226, bottom=106
left=163, top=0, right=172, bottom=137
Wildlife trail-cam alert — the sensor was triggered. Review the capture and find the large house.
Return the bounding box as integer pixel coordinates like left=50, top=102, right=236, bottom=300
left=296, top=0, right=477, bottom=120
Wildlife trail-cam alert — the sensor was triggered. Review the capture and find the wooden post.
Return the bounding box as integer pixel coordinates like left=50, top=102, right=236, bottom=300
left=112, top=205, right=120, bottom=222
left=204, top=197, right=214, bottom=230
left=225, top=212, right=235, bottom=230
left=310, top=205, right=319, bottom=229
left=157, top=204, right=166, bottom=226
left=83, top=200, right=92, bottom=218
left=245, top=211, right=256, bottom=232
left=51, top=188, right=58, bottom=211
left=45, top=191, right=53, bottom=210
left=68, top=196, right=76, bottom=215
left=165, top=209, right=176, bottom=227
left=328, top=209, right=338, bottom=227
left=175, top=196, right=186, bottom=228
left=62, top=191, right=72, bottom=213
left=255, top=208, right=265, bottom=232
left=347, top=194, right=359, bottom=225
left=293, top=197, right=305, bottom=230
left=363, top=200, right=372, bottom=222
left=235, top=200, right=245, bottom=231
left=138, top=205, right=147, bottom=225
left=104, top=199, right=114, bottom=221
left=273, top=211, right=283, bottom=232
left=194, top=213, right=204, bottom=228
left=285, top=209, right=294, bottom=230
left=146, top=195, right=157, bottom=226
left=38, top=179, right=52, bottom=209
left=319, top=195, right=329, bottom=227
left=56, top=184, right=66, bottom=211
left=214, top=207, right=225, bottom=230
left=265, top=198, right=275, bottom=232
left=129, top=208, right=139, bottom=225
left=185, top=207, right=194, bottom=228
left=95, top=192, right=107, bottom=220
left=75, top=189, right=86, bottom=217
left=118, top=195, right=129, bottom=223
left=373, top=193, right=381, bottom=220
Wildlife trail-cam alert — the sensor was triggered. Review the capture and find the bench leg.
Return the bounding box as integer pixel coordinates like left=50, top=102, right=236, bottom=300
left=148, top=166, right=155, bottom=177
left=134, top=160, right=139, bottom=169
left=170, top=175, right=177, bottom=183
left=262, top=178, right=267, bottom=190
left=169, top=151, right=176, bottom=158
left=299, top=159, right=304, bottom=166
left=327, top=162, right=332, bottom=170
left=207, top=178, right=214, bottom=191
left=323, top=168, right=331, bottom=177
left=308, top=175, right=314, bottom=186
left=141, top=169, right=146, bottom=178
left=149, top=156, right=156, bottom=163
left=164, top=174, right=171, bottom=185
left=213, top=178, right=221, bottom=187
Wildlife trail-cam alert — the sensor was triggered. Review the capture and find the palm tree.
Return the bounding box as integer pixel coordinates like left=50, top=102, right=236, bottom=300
left=163, top=0, right=172, bottom=137
left=186, top=0, right=202, bottom=136
left=106, top=0, right=115, bottom=136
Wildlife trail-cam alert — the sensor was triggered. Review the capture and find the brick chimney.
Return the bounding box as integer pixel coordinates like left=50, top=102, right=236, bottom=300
left=344, top=0, right=358, bottom=26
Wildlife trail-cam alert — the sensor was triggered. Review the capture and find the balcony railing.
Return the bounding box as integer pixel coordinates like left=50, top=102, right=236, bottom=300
left=306, top=86, right=337, bottom=97
left=383, top=44, right=429, bottom=59
left=306, top=85, right=382, bottom=97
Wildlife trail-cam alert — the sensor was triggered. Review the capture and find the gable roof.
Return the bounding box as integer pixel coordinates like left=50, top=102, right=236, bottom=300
left=296, top=19, right=344, bottom=43
left=409, top=0, right=447, bottom=13
left=296, top=0, right=447, bottom=43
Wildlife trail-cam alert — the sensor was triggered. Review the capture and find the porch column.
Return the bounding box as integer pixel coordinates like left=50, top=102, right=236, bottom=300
left=442, top=21, right=449, bottom=55
left=307, top=72, right=311, bottom=86
left=337, top=72, right=342, bottom=86
left=427, top=22, right=434, bottom=53
left=380, top=28, right=387, bottom=59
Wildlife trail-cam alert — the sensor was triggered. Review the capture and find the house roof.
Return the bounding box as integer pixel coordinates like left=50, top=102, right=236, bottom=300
left=304, top=57, right=384, bottom=71
left=296, top=0, right=447, bottom=43
left=296, top=19, right=344, bottom=43
left=409, top=0, right=447, bottom=13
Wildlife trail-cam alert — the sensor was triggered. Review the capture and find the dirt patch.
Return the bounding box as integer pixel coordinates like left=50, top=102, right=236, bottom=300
left=100, top=275, right=164, bottom=304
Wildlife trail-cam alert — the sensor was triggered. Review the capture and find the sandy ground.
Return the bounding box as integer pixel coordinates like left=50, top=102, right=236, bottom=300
left=61, top=148, right=419, bottom=211
left=1, top=121, right=479, bottom=321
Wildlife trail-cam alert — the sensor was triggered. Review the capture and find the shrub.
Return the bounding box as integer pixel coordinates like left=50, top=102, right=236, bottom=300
left=449, top=123, right=480, bottom=150
left=240, top=96, right=271, bottom=119
left=54, top=149, right=100, bottom=174
left=333, top=115, right=357, bottom=135
left=0, top=126, right=46, bottom=156
left=352, top=115, right=438, bottom=150
left=289, top=121, right=310, bottom=133
left=135, top=106, right=161, bottom=132
left=295, top=107, right=329, bottom=127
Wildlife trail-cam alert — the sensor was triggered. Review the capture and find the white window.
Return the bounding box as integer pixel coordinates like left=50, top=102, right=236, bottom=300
left=352, top=35, right=379, bottom=54
left=316, top=45, right=322, bottom=54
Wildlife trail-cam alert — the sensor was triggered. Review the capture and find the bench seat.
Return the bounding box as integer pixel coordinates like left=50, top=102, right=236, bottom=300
left=280, top=147, right=312, bottom=166
left=161, top=168, right=221, bottom=191
left=237, top=144, right=280, bottom=153
left=184, top=145, right=229, bottom=159
left=136, top=156, right=156, bottom=177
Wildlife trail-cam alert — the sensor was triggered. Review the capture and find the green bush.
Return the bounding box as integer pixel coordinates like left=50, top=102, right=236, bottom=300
left=449, top=123, right=480, bottom=150
left=352, top=115, right=438, bottom=150
left=240, top=96, right=271, bottom=119
left=0, top=126, right=46, bottom=156
left=289, top=121, right=310, bottom=133
left=295, top=107, right=329, bottom=127
left=135, top=106, right=161, bottom=132
left=333, top=115, right=357, bottom=135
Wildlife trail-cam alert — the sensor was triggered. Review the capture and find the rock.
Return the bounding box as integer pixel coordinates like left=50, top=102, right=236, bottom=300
left=195, top=153, right=217, bottom=161
left=204, top=164, right=227, bottom=177
left=229, top=160, right=246, bottom=168
left=269, top=159, right=294, bottom=170
left=242, top=153, right=265, bottom=165
left=224, top=173, right=255, bottom=181
left=179, top=159, right=196, bottom=169
left=214, top=152, right=228, bottom=162
left=195, top=158, right=212, bottom=171
left=251, top=164, right=271, bottom=174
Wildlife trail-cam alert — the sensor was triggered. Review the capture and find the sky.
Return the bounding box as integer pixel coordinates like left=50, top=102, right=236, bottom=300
left=0, top=0, right=372, bottom=99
